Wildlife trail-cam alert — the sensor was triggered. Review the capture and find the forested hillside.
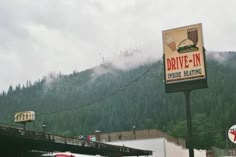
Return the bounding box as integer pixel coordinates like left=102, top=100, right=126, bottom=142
left=0, top=51, right=235, bottom=149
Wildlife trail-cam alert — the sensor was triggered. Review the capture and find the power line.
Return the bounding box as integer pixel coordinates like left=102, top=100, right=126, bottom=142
left=38, top=64, right=156, bottom=117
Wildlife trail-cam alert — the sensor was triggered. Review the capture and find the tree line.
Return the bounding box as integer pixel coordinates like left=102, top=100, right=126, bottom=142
left=0, top=51, right=235, bottom=149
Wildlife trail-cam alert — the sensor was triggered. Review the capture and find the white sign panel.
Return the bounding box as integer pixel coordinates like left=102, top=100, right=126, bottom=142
left=163, top=23, right=206, bottom=84
left=14, top=111, right=35, bottom=123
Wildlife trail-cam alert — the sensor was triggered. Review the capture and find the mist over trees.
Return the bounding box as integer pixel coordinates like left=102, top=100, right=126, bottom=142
left=0, top=51, right=235, bottom=149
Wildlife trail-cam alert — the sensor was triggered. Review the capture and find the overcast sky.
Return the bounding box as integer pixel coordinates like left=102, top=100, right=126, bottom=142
left=0, top=0, right=236, bottom=92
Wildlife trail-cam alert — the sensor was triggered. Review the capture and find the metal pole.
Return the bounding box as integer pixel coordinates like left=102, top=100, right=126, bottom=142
left=23, top=122, right=26, bottom=130
left=184, top=90, right=194, bottom=157
left=133, top=126, right=136, bottom=140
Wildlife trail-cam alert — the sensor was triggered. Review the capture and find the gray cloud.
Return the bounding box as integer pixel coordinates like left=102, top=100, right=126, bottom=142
left=0, top=0, right=236, bottom=92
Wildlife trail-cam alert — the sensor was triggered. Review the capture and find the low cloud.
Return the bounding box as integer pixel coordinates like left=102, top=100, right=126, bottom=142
left=207, top=51, right=232, bottom=63
left=42, top=72, right=60, bottom=91
left=91, top=48, right=159, bottom=80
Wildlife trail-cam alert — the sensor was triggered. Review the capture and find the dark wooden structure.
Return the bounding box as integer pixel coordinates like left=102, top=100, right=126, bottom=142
left=0, top=124, right=152, bottom=157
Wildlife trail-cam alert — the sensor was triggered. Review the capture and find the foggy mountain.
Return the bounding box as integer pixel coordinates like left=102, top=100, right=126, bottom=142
left=0, top=51, right=235, bottom=149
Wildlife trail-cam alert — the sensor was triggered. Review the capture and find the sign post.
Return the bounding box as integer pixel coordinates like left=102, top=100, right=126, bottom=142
left=162, top=23, right=207, bottom=157
left=185, top=90, right=193, bottom=157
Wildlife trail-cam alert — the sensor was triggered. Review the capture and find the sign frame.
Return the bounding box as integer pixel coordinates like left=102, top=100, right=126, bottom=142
left=162, top=23, right=207, bottom=93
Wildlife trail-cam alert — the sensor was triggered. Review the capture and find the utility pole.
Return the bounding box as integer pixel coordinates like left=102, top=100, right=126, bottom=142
left=42, top=122, right=46, bottom=132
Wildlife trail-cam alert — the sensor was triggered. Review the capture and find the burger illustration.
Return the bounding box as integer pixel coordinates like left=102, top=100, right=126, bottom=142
left=177, top=28, right=199, bottom=53
left=177, top=38, right=199, bottom=53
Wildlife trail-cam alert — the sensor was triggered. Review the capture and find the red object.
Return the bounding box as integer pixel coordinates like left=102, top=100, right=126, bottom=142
left=87, top=135, right=92, bottom=141
left=55, top=153, right=75, bottom=157
left=230, top=131, right=236, bottom=141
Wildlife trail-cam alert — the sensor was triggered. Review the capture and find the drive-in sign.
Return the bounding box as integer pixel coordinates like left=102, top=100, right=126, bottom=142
left=162, top=23, right=207, bottom=92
